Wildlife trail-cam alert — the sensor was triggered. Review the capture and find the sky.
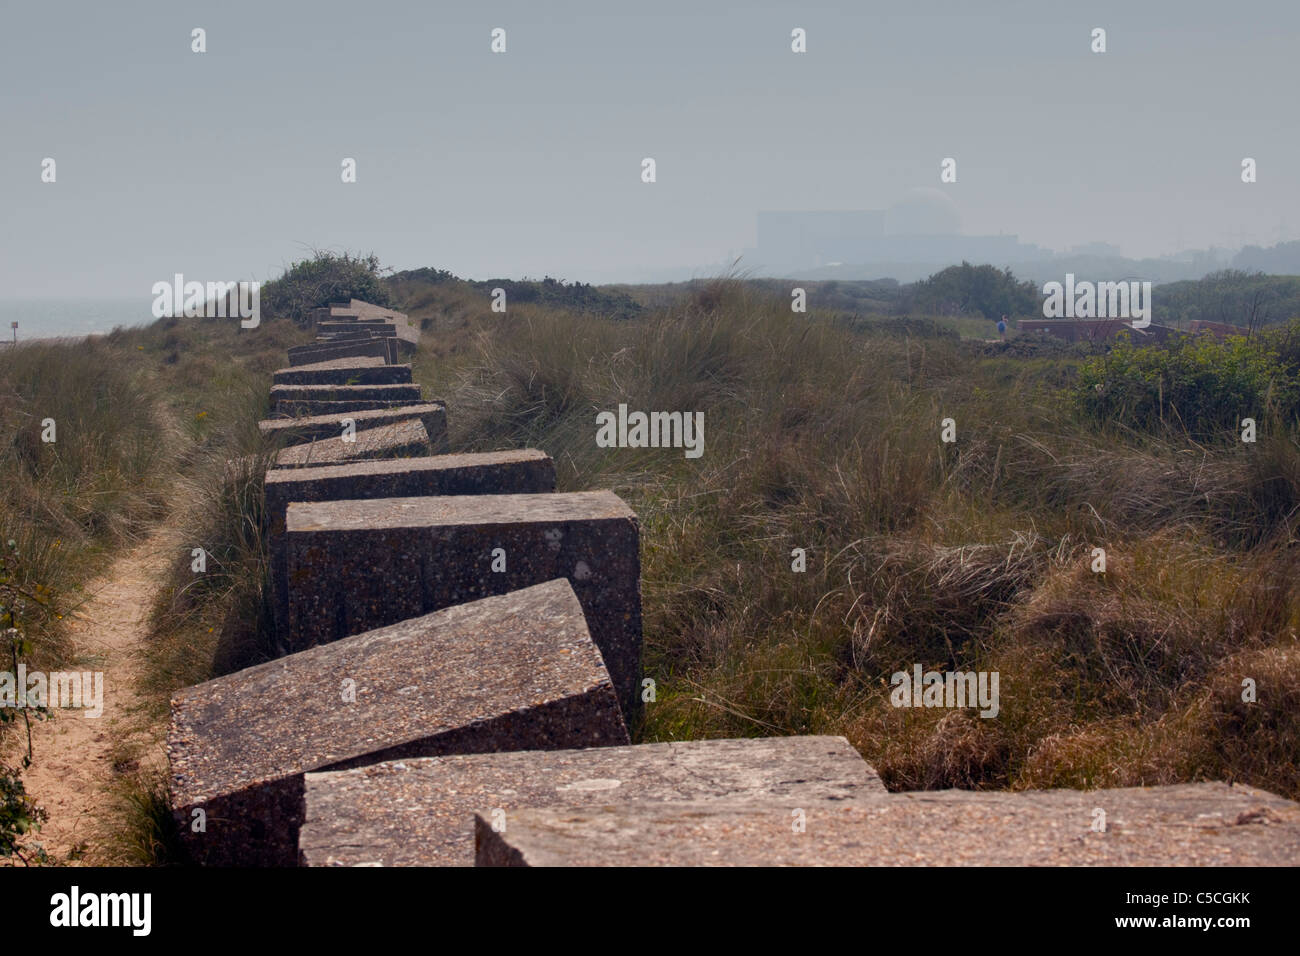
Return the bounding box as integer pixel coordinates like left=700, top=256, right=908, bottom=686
left=2, top=0, right=1297, bottom=297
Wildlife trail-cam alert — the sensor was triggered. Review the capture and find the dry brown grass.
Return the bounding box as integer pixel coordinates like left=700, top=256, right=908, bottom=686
left=394, top=276, right=1300, bottom=799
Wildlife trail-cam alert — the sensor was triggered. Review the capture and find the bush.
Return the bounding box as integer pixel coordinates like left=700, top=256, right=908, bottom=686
left=1155, top=269, right=1300, bottom=330
left=1076, top=324, right=1300, bottom=436
left=261, top=251, right=391, bottom=324
left=466, top=276, right=641, bottom=320
left=903, top=262, right=1039, bottom=320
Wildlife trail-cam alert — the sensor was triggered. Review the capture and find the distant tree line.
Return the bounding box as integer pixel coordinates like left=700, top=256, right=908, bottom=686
left=1152, top=271, right=1300, bottom=332
left=254, top=252, right=1300, bottom=333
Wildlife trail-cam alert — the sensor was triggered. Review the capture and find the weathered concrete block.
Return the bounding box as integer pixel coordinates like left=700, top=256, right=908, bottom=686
left=292, top=335, right=392, bottom=362
left=315, top=330, right=383, bottom=344
left=475, top=783, right=1300, bottom=866
left=274, top=419, right=431, bottom=468
left=265, top=450, right=557, bottom=634
left=270, top=383, right=422, bottom=409
left=284, top=490, right=642, bottom=715
left=272, top=359, right=412, bottom=387
left=315, top=321, right=416, bottom=355
left=317, top=324, right=396, bottom=339
left=258, top=403, right=446, bottom=445
left=288, top=338, right=391, bottom=367
left=393, top=328, right=419, bottom=357
left=270, top=398, right=411, bottom=418
left=299, top=736, right=884, bottom=866
left=330, top=301, right=419, bottom=350
left=347, top=300, right=410, bottom=326
left=321, top=323, right=383, bottom=333
left=324, top=319, right=394, bottom=331
left=314, top=322, right=397, bottom=337
left=266, top=451, right=556, bottom=533
left=169, top=579, right=628, bottom=867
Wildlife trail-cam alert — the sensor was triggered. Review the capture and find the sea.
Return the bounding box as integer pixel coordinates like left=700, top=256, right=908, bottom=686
left=0, top=299, right=155, bottom=344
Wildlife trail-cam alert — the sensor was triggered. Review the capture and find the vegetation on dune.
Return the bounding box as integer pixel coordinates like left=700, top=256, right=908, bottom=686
left=1154, top=270, right=1300, bottom=331
left=1, top=331, right=185, bottom=860
left=261, top=250, right=392, bottom=324
left=901, top=261, right=1041, bottom=320
left=0, top=312, right=311, bottom=862
left=404, top=274, right=1300, bottom=798
left=1076, top=322, right=1300, bottom=437
left=7, top=251, right=1300, bottom=864
left=622, top=265, right=1300, bottom=333
left=390, top=268, right=642, bottom=322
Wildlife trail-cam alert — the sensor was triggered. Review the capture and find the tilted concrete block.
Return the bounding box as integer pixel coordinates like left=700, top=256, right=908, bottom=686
left=287, top=338, right=391, bottom=367
left=258, top=403, right=446, bottom=446
left=274, top=419, right=432, bottom=468
left=265, top=450, right=557, bottom=634
left=300, top=736, right=884, bottom=866
left=269, top=383, right=422, bottom=409
left=475, top=783, right=1300, bottom=866
left=169, top=580, right=628, bottom=866
left=270, top=398, right=412, bottom=418
left=284, top=490, right=642, bottom=716
left=272, top=359, right=412, bottom=387
left=313, top=323, right=397, bottom=337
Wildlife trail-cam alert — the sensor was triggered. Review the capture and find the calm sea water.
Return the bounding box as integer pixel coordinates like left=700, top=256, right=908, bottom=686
left=0, top=299, right=155, bottom=343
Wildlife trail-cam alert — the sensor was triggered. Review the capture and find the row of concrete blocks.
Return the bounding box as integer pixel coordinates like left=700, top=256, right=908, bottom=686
left=287, top=334, right=400, bottom=367
left=172, top=347, right=653, bottom=864
left=267, top=358, right=442, bottom=466
left=301, top=298, right=420, bottom=358
left=170, top=352, right=1300, bottom=867
left=310, top=299, right=414, bottom=329
left=260, top=351, right=637, bottom=755
left=171, top=568, right=1300, bottom=866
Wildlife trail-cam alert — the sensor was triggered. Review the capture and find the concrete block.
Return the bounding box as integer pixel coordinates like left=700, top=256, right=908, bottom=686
left=315, top=323, right=397, bottom=337
left=299, top=736, right=884, bottom=866
left=272, top=359, right=412, bottom=387
left=265, top=450, right=557, bottom=634
left=314, top=330, right=384, bottom=344
left=169, top=579, right=628, bottom=866
left=475, top=783, right=1300, bottom=866
left=266, top=451, right=556, bottom=534
left=258, top=403, right=446, bottom=446
left=348, top=300, right=410, bottom=326
left=284, top=490, right=642, bottom=715
left=270, top=398, right=411, bottom=418
left=274, top=419, right=431, bottom=468
left=287, top=338, right=390, bottom=367
left=392, top=326, right=419, bottom=356
left=317, top=323, right=395, bottom=335
left=269, top=383, right=422, bottom=409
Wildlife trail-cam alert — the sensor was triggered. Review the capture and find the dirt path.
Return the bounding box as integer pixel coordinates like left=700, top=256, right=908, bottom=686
left=5, top=520, right=182, bottom=865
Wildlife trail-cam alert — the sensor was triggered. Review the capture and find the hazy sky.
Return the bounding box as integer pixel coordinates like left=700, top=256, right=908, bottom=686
left=2, top=0, right=1297, bottom=296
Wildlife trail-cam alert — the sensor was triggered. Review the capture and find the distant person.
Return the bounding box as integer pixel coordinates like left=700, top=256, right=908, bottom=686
left=997, top=315, right=1007, bottom=340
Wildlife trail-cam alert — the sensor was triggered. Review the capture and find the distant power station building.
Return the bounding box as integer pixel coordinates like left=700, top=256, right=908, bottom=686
left=750, top=189, right=1049, bottom=276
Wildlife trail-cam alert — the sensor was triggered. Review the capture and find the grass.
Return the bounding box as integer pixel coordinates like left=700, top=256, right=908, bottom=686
left=137, top=316, right=310, bottom=702
left=0, top=334, right=173, bottom=674
left=11, top=270, right=1300, bottom=864
left=392, top=275, right=1300, bottom=799
left=0, top=313, right=311, bottom=863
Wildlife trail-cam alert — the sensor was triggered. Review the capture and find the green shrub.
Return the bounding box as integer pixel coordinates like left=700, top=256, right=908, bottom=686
left=903, top=262, right=1040, bottom=320
left=1076, top=325, right=1300, bottom=436
left=261, top=251, right=391, bottom=324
